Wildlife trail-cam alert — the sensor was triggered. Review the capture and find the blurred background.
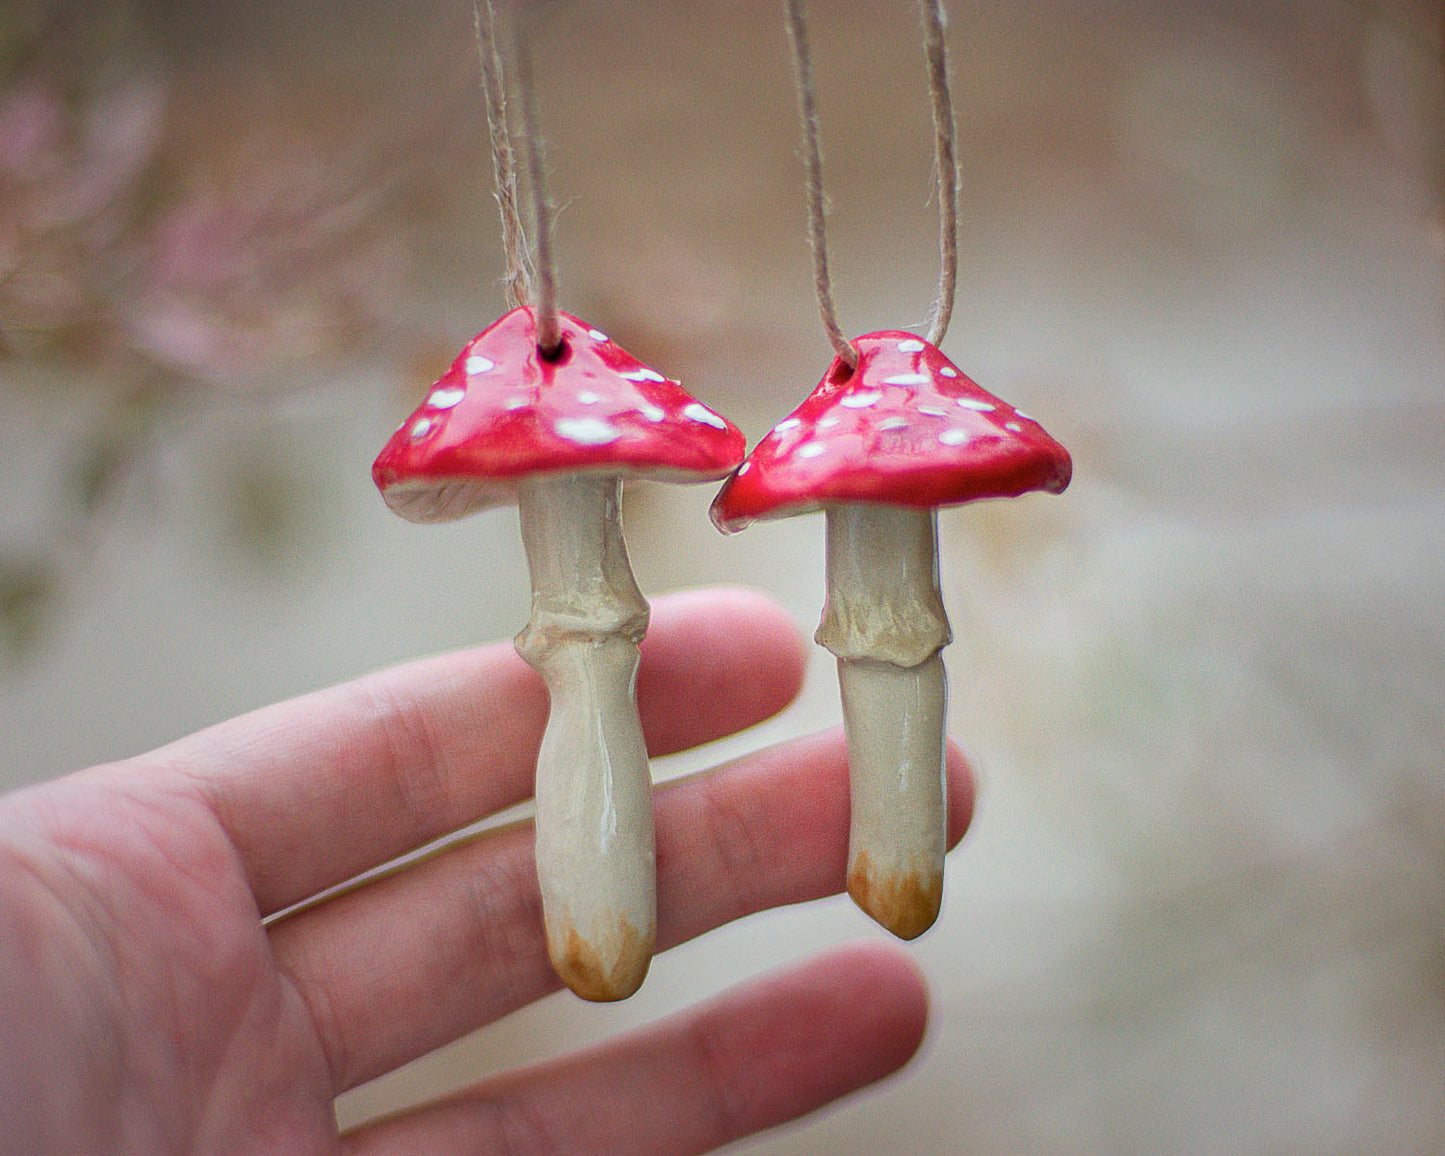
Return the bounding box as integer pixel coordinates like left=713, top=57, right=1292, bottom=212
left=2, top=0, right=1442, bottom=1150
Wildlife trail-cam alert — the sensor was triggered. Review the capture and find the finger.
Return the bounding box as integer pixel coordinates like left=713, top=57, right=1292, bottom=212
left=269, top=732, right=973, bottom=1092
left=155, top=587, right=807, bottom=915
left=341, top=941, right=928, bottom=1156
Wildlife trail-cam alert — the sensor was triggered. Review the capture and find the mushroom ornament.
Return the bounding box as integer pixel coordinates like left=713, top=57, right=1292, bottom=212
left=375, top=304, right=744, bottom=1000
left=711, top=332, right=1071, bottom=939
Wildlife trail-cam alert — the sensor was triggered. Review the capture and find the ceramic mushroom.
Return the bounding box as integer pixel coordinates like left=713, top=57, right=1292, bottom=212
left=375, top=305, right=744, bottom=1000
left=712, top=331, right=1070, bottom=939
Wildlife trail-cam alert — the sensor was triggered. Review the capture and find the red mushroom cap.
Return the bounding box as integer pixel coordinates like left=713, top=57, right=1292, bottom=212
left=374, top=306, right=746, bottom=523
left=711, top=331, right=1071, bottom=533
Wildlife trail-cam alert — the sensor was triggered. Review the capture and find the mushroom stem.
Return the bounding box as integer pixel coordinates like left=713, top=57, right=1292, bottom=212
left=514, top=472, right=655, bottom=1000
left=816, top=503, right=951, bottom=939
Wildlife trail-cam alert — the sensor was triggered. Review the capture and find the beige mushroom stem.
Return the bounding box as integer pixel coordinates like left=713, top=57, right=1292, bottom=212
left=816, top=502, right=951, bottom=940
left=513, top=472, right=655, bottom=1000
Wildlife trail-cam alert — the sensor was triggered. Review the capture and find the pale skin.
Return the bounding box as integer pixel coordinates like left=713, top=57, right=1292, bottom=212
left=0, top=587, right=974, bottom=1155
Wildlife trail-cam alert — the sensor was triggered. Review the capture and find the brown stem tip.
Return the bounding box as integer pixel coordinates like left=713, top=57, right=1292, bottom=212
left=848, top=851, right=944, bottom=941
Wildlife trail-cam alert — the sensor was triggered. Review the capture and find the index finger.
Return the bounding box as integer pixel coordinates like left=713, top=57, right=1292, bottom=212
left=149, top=587, right=808, bottom=915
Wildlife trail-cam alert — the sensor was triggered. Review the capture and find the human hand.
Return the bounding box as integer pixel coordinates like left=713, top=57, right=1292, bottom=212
left=0, top=587, right=974, bottom=1155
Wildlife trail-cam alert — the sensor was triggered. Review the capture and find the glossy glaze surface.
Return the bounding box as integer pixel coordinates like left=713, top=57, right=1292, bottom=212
left=375, top=306, right=745, bottom=522
left=838, top=652, right=947, bottom=940
left=711, top=331, right=1071, bottom=531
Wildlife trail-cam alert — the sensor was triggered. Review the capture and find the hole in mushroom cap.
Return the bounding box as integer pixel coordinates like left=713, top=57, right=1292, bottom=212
left=537, top=335, right=571, bottom=364
left=828, top=358, right=856, bottom=386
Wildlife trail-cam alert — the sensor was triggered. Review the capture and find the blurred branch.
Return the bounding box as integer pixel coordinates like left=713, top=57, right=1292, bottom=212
left=0, top=554, right=56, bottom=662
left=0, top=0, right=446, bottom=662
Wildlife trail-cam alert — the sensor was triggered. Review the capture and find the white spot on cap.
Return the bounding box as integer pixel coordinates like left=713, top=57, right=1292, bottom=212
left=918, top=405, right=947, bottom=417
left=841, top=390, right=882, bottom=408
left=897, top=339, right=926, bottom=353
left=684, top=402, right=727, bottom=430
left=578, top=391, right=601, bottom=404
left=556, top=416, right=620, bottom=445
left=818, top=416, right=840, bottom=429
left=465, top=355, right=495, bottom=375
left=797, top=441, right=826, bottom=458
left=428, top=387, right=465, bottom=409
left=621, top=367, right=666, bottom=383
left=939, top=366, right=959, bottom=378
left=504, top=396, right=529, bottom=410
left=409, top=417, right=433, bottom=439
left=588, top=328, right=608, bottom=342
left=1005, top=421, right=1023, bottom=432
left=957, top=398, right=996, bottom=412
left=939, top=428, right=970, bottom=446
left=883, top=373, right=930, bottom=386
left=736, top=460, right=752, bottom=475
left=638, top=402, right=666, bottom=422
left=878, top=416, right=909, bottom=431
left=775, top=417, right=802, bottom=433
left=1014, top=410, right=1035, bottom=422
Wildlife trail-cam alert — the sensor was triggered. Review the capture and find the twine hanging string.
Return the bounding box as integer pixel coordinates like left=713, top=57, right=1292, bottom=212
left=783, top=0, right=960, bottom=361
left=472, top=0, right=561, bottom=356
left=474, top=0, right=532, bottom=309
left=513, top=15, right=562, bottom=357
left=783, top=0, right=857, bottom=370
left=919, top=0, right=959, bottom=347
